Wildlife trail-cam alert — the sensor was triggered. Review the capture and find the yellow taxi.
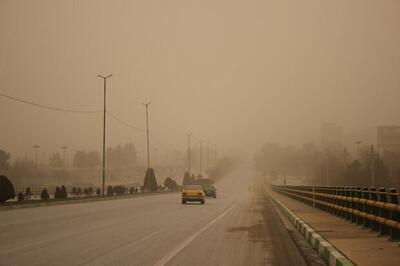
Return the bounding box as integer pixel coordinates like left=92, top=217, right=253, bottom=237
left=181, top=185, right=205, bottom=204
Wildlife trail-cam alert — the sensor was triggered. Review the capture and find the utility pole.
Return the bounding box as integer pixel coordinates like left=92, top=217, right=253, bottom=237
left=186, top=133, right=192, bottom=175
left=355, top=141, right=362, bottom=160
left=142, top=102, right=151, bottom=169
left=61, top=146, right=67, bottom=168
left=98, top=74, right=113, bottom=196
left=199, top=140, right=204, bottom=177
left=33, top=145, right=40, bottom=166
left=371, top=145, right=375, bottom=187
left=343, top=147, right=347, bottom=185
left=326, top=149, right=330, bottom=186
left=214, top=144, right=217, bottom=168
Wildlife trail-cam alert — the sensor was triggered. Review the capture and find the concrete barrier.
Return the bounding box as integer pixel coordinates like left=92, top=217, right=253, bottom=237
left=0, top=191, right=177, bottom=211
left=264, top=188, right=354, bottom=266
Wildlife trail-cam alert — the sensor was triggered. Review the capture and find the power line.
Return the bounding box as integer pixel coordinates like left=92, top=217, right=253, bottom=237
left=0, top=91, right=101, bottom=113
left=106, top=111, right=147, bottom=132
left=106, top=110, right=170, bottom=152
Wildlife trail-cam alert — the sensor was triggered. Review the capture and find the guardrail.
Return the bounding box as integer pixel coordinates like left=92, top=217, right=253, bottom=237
left=271, top=184, right=400, bottom=240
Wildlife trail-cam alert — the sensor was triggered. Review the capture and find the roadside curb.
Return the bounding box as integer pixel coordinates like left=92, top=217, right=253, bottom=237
left=264, top=189, right=355, bottom=266
left=0, top=191, right=177, bottom=211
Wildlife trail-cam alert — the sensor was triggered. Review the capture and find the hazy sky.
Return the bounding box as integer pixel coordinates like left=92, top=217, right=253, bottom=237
left=1, top=0, right=400, bottom=162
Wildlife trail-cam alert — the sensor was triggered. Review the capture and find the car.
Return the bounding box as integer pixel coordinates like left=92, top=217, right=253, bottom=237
left=203, top=185, right=217, bottom=198
left=181, top=185, right=205, bottom=204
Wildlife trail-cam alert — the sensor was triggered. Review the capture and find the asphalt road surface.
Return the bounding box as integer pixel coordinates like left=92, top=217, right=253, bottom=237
left=0, top=167, right=306, bottom=266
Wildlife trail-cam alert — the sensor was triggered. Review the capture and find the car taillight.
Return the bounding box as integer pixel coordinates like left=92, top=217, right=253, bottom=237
left=198, top=192, right=203, bottom=196
left=182, top=192, right=187, bottom=196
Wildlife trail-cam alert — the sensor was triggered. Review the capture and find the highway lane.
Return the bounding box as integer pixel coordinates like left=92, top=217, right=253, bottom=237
left=0, top=167, right=306, bottom=266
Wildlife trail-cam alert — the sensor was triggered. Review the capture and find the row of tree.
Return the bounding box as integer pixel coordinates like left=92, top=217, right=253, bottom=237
left=254, top=142, right=397, bottom=187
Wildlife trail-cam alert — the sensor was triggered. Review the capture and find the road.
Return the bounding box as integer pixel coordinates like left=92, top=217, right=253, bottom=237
left=0, top=167, right=306, bottom=266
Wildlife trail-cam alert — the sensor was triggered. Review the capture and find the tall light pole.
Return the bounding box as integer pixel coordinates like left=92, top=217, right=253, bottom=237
left=371, top=145, right=375, bottom=187
left=98, top=74, right=113, bottom=195
left=214, top=144, right=217, bottom=168
left=355, top=141, right=362, bottom=160
left=142, top=102, right=151, bottom=169
left=61, top=146, right=67, bottom=168
left=199, top=140, right=204, bottom=177
left=33, top=145, right=40, bottom=166
left=186, top=133, right=192, bottom=175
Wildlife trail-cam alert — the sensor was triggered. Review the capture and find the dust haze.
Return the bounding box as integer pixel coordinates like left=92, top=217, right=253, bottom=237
left=1, top=0, right=400, bottom=162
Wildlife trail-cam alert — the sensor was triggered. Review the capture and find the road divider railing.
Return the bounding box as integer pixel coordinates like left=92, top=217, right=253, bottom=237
left=271, top=184, right=400, bottom=240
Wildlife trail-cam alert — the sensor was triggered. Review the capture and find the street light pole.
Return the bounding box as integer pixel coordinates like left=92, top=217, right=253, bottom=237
left=186, top=133, right=192, bottom=175
left=355, top=141, right=362, bottom=160
left=33, top=145, right=40, bottom=166
left=98, top=74, right=113, bottom=196
left=214, top=144, right=217, bottom=168
left=142, top=102, right=151, bottom=169
left=199, top=140, right=204, bottom=177
left=371, top=145, right=375, bottom=187
left=61, top=146, right=68, bottom=168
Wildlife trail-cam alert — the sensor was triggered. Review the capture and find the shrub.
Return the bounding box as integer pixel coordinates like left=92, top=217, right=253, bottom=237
left=164, top=177, right=178, bottom=191
left=54, top=186, right=61, bottom=199
left=96, top=188, right=101, bottom=196
left=25, top=187, right=32, bottom=198
left=113, top=185, right=127, bottom=195
left=77, top=187, right=82, bottom=196
left=129, top=187, right=135, bottom=194
left=143, top=168, right=158, bottom=191
left=0, top=175, right=15, bottom=203
left=107, top=185, right=113, bottom=196
left=60, top=185, right=67, bottom=199
left=71, top=187, right=77, bottom=195
left=18, top=192, right=24, bottom=202
left=88, top=187, right=93, bottom=195
left=41, top=188, right=49, bottom=200
left=135, top=188, right=139, bottom=193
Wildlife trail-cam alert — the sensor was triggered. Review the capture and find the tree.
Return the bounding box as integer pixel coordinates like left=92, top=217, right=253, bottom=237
left=72, top=151, right=87, bottom=168
left=0, top=149, right=11, bottom=173
left=0, top=175, right=15, bottom=203
left=86, top=151, right=100, bottom=168
left=182, top=172, right=196, bottom=186
left=164, top=177, right=178, bottom=191
left=143, top=168, right=158, bottom=191
left=106, top=143, right=138, bottom=168
left=49, top=153, right=63, bottom=169
left=72, top=150, right=100, bottom=168
left=107, top=185, right=113, bottom=196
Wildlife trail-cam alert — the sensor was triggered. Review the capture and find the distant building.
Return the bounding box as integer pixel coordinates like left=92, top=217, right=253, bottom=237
left=377, top=126, right=400, bottom=152
left=320, top=123, right=342, bottom=149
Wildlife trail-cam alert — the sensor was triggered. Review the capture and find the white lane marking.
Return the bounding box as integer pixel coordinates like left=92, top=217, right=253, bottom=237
left=154, top=202, right=240, bottom=266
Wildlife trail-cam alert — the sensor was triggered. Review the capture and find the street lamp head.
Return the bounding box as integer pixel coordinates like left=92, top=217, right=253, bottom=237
left=97, top=74, right=113, bottom=79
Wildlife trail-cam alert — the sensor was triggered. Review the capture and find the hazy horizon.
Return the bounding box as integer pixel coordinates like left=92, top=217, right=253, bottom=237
left=1, top=0, right=400, bottom=162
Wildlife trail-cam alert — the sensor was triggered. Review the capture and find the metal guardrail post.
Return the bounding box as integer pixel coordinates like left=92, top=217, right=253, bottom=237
left=345, top=187, right=351, bottom=221
left=355, top=187, right=363, bottom=225
left=369, top=187, right=380, bottom=231
left=312, top=186, right=316, bottom=208
left=332, top=186, right=338, bottom=216
left=362, top=187, right=371, bottom=228
left=378, top=187, right=390, bottom=235
left=388, top=188, right=400, bottom=240
left=340, top=186, right=346, bottom=219
left=350, top=187, right=357, bottom=223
